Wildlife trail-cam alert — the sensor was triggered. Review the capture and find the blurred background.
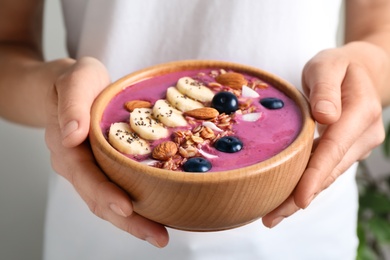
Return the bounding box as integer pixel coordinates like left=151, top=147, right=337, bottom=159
left=0, top=1, right=389, bottom=259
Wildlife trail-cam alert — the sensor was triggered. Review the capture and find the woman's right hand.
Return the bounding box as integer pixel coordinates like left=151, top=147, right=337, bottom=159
left=44, top=57, right=169, bottom=248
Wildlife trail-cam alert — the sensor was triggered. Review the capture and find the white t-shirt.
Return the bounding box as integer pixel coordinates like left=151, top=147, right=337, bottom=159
left=44, top=1, right=359, bottom=259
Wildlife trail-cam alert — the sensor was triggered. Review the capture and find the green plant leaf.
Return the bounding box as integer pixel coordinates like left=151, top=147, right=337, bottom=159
left=357, top=243, right=379, bottom=260
left=359, top=190, right=390, bottom=214
left=357, top=222, right=367, bottom=242
left=368, top=217, right=390, bottom=243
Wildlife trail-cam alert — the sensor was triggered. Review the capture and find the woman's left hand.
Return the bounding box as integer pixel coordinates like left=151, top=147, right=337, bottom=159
left=262, top=42, right=387, bottom=228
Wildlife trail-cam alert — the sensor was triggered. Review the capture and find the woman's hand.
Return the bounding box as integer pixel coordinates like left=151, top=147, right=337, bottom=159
left=44, top=57, right=169, bottom=247
left=262, top=42, right=387, bottom=228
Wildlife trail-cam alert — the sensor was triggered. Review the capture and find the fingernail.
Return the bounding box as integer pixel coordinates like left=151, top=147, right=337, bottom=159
left=146, top=237, right=162, bottom=248
left=314, top=100, right=337, bottom=115
left=62, top=120, right=78, bottom=139
left=109, top=203, right=128, bottom=217
left=302, top=193, right=316, bottom=209
left=270, top=216, right=285, bottom=228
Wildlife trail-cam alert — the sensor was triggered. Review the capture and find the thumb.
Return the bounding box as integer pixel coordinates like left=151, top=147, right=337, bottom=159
left=56, top=57, right=110, bottom=147
left=302, top=51, right=346, bottom=124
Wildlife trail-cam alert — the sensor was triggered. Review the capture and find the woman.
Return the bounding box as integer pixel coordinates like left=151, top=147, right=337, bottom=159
left=0, top=0, right=389, bottom=259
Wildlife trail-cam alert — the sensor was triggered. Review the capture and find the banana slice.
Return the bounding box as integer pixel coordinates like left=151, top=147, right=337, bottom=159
left=176, top=77, right=215, bottom=103
left=166, top=86, right=204, bottom=112
left=153, top=99, right=188, bottom=127
left=130, top=108, right=169, bottom=140
left=108, top=122, right=150, bottom=155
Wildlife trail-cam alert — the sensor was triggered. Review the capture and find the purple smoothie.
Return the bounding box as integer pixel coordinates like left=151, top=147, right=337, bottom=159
left=101, top=69, right=302, bottom=172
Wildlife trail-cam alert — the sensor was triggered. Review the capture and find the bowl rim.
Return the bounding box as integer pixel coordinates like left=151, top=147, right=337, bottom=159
left=90, top=59, right=315, bottom=183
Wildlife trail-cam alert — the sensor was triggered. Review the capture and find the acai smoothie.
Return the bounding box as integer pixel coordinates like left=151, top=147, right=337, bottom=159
left=101, top=69, right=302, bottom=172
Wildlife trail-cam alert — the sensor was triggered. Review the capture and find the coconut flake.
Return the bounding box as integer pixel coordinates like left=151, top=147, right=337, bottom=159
left=140, top=159, right=159, bottom=166
left=199, top=149, right=219, bottom=159
left=241, top=112, right=262, bottom=122
left=242, top=85, right=260, bottom=98
left=202, top=121, right=223, bottom=132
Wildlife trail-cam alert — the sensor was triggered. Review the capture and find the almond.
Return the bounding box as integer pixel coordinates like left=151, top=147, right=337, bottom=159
left=124, top=100, right=152, bottom=112
left=152, top=141, right=178, bottom=161
left=184, top=107, right=219, bottom=120
left=215, top=72, right=248, bottom=90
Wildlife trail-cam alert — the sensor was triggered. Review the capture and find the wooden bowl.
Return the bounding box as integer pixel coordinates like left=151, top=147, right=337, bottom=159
left=89, top=60, right=315, bottom=231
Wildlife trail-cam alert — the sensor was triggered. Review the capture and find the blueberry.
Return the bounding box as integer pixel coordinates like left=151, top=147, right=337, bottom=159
left=260, top=97, right=284, bottom=109
left=183, top=157, right=212, bottom=172
left=214, top=136, right=243, bottom=153
left=211, top=91, right=239, bottom=114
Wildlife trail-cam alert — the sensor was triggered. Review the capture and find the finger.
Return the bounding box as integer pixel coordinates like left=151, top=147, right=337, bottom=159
left=103, top=210, right=169, bottom=248
left=55, top=57, right=110, bottom=147
left=57, top=142, right=134, bottom=217
left=302, top=50, right=348, bottom=124
left=49, top=144, right=169, bottom=247
left=45, top=107, right=132, bottom=228
left=48, top=138, right=168, bottom=246
left=262, top=195, right=301, bottom=228
left=68, top=148, right=168, bottom=247
left=321, top=117, right=384, bottom=190
left=295, top=64, right=381, bottom=208
left=261, top=120, right=383, bottom=228
left=46, top=123, right=134, bottom=218
left=78, top=172, right=169, bottom=247
left=262, top=117, right=383, bottom=229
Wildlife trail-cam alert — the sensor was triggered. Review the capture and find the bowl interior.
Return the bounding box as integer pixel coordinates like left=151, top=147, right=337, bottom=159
left=90, top=59, right=314, bottom=182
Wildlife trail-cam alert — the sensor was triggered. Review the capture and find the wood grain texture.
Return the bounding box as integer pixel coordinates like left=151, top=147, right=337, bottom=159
left=89, top=60, right=315, bottom=231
